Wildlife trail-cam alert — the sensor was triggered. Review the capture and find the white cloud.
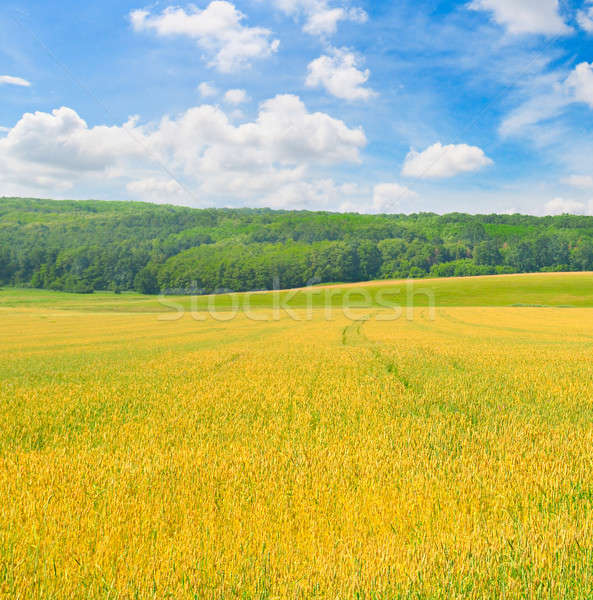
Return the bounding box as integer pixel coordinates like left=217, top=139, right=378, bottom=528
left=563, top=175, right=593, bottom=189
left=339, top=182, right=359, bottom=196
left=499, top=79, right=569, bottom=137
left=0, top=96, right=366, bottom=206
left=566, top=62, right=593, bottom=108
left=126, top=177, right=185, bottom=199
left=130, top=3, right=280, bottom=72
left=371, top=183, right=418, bottom=213
left=224, top=88, right=248, bottom=104
left=0, top=107, right=142, bottom=174
left=261, top=178, right=348, bottom=209
left=304, top=6, right=366, bottom=36
left=306, top=48, right=375, bottom=100
left=577, top=2, right=593, bottom=33
left=467, top=0, right=572, bottom=35
left=499, top=62, right=593, bottom=139
left=198, top=82, right=218, bottom=97
left=0, top=75, right=31, bottom=87
left=272, top=0, right=366, bottom=37
left=237, top=94, right=366, bottom=165
left=544, top=197, right=586, bottom=215
left=402, top=142, right=493, bottom=179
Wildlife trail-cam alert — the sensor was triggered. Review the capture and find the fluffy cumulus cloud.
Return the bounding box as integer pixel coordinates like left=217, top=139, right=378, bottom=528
left=402, top=142, right=493, bottom=179
left=0, top=96, right=366, bottom=207
left=306, top=48, right=375, bottom=100
left=272, top=0, right=366, bottom=36
left=223, top=88, right=248, bottom=104
left=0, top=107, right=142, bottom=176
left=130, top=3, right=279, bottom=72
left=544, top=197, right=587, bottom=215
left=0, top=75, right=31, bottom=87
left=467, top=0, right=571, bottom=35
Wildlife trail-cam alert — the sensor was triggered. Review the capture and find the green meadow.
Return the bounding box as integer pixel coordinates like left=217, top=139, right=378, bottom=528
left=2, top=271, right=592, bottom=312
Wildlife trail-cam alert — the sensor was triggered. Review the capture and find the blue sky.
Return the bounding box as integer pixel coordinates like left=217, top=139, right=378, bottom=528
left=2, top=0, right=593, bottom=215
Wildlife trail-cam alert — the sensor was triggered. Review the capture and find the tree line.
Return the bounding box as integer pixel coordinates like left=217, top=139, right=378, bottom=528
left=2, top=197, right=593, bottom=294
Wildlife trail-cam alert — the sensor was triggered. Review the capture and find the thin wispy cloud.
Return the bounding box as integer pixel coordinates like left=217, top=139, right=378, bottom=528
left=0, top=75, right=31, bottom=87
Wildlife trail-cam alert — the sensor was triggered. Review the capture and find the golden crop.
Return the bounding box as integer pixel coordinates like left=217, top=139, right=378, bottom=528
left=1, top=302, right=593, bottom=598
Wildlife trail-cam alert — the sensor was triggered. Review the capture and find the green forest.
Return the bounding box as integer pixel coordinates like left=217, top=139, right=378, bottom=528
left=2, top=197, right=593, bottom=295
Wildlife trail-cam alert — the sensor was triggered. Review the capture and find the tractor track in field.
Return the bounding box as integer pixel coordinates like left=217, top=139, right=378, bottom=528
left=341, top=318, right=411, bottom=389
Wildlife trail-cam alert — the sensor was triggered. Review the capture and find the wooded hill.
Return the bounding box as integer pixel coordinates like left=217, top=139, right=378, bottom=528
left=2, top=197, right=593, bottom=294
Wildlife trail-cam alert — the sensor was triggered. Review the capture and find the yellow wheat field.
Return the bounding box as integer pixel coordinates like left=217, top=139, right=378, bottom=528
left=2, top=300, right=593, bottom=598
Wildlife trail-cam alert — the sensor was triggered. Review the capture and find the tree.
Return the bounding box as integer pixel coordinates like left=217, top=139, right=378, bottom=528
left=506, top=241, right=536, bottom=273
left=356, top=240, right=381, bottom=281
left=134, top=266, right=160, bottom=294
left=571, top=240, right=593, bottom=271
left=474, top=240, right=502, bottom=266
left=378, top=238, right=406, bottom=278
left=461, top=222, right=486, bottom=244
